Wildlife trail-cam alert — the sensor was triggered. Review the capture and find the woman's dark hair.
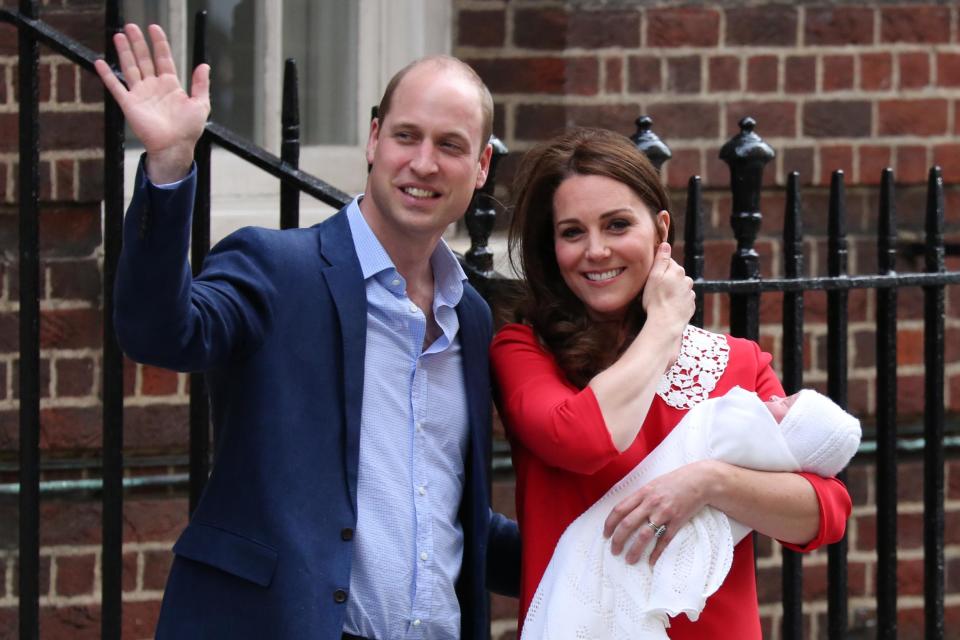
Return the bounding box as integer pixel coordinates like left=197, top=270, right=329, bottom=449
left=508, top=127, right=672, bottom=388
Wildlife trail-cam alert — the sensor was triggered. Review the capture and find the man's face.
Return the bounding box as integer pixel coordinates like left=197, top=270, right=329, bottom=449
left=362, top=63, right=492, bottom=246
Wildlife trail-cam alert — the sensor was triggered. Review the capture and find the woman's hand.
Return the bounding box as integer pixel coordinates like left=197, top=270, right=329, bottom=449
left=641, top=243, right=695, bottom=334
left=603, top=460, right=718, bottom=565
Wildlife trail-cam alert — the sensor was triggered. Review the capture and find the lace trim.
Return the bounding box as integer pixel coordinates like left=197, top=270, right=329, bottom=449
left=656, top=325, right=730, bottom=410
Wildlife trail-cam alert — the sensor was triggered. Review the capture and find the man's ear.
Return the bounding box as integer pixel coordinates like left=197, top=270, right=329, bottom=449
left=366, top=118, right=381, bottom=167
left=656, top=210, right=671, bottom=243
left=475, top=142, right=493, bottom=189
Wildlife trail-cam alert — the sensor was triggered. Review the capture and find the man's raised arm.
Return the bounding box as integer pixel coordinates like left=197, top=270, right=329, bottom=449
left=94, top=24, right=210, bottom=184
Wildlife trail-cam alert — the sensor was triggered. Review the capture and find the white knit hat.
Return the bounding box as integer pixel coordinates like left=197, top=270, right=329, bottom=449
left=777, top=389, right=861, bottom=476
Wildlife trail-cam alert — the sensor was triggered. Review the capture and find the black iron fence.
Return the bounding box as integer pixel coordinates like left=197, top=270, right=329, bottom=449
left=3, top=2, right=960, bottom=640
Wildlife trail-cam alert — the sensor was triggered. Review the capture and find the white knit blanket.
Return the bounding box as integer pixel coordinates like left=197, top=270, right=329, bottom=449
left=521, top=386, right=860, bottom=640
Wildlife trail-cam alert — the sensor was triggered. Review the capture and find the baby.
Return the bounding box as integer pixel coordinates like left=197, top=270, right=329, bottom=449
left=522, top=386, right=861, bottom=640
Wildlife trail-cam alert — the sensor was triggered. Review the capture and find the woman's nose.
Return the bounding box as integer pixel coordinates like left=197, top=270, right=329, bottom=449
left=585, top=235, right=611, bottom=260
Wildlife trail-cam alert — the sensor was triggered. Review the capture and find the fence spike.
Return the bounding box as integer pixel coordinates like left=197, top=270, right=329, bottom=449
left=630, top=115, right=671, bottom=171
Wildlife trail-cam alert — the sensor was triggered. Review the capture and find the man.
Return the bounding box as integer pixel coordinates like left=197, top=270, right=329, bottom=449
left=95, top=23, right=518, bottom=640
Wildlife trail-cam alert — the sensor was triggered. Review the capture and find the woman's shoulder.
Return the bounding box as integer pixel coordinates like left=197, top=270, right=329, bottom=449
left=492, top=322, right=538, bottom=349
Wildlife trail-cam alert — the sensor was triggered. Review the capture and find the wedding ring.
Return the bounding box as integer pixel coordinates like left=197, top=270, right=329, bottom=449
left=647, top=520, right=667, bottom=539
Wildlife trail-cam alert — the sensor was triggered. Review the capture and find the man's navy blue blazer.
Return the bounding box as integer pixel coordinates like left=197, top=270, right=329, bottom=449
left=115, top=164, right=520, bottom=639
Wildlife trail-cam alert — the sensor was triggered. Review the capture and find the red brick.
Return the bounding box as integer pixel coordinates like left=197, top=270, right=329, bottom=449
left=725, top=101, right=795, bottom=138
left=47, top=258, right=101, bottom=301
left=823, top=54, right=855, bottom=91
left=123, top=404, right=189, bottom=451
left=123, top=355, right=137, bottom=397
left=39, top=160, right=53, bottom=203
left=122, top=497, right=189, bottom=543
left=844, top=464, right=869, bottom=507
left=647, top=7, right=720, bottom=47
left=40, top=308, right=100, bottom=349
left=646, top=102, right=719, bottom=140
left=55, top=357, right=95, bottom=397
left=899, top=52, right=931, bottom=90
left=44, top=10, right=102, bottom=50
left=605, top=58, right=623, bottom=94
left=666, top=56, right=701, bottom=94
left=80, top=69, right=103, bottom=103
left=805, top=7, right=875, bottom=45
left=123, top=551, right=138, bottom=593
left=896, top=145, right=931, bottom=184
left=880, top=99, right=948, bottom=136
left=491, top=593, right=519, bottom=622
left=123, top=600, right=163, bottom=640
left=38, top=62, right=52, bottom=104
left=55, top=158, right=73, bottom=201
left=859, top=145, right=893, bottom=186
left=664, top=148, right=701, bottom=190
left=726, top=6, right=798, bottom=46
left=956, top=102, right=960, bottom=136
left=708, top=56, right=740, bottom=92
left=805, top=289, right=870, bottom=323
left=897, top=374, right=926, bottom=417
left=899, top=558, right=926, bottom=596
left=746, top=55, right=778, bottom=92
left=860, top=52, right=893, bottom=91
left=142, top=549, right=174, bottom=591
left=40, top=111, right=102, bottom=152
left=0, top=114, right=15, bottom=153
left=77, top=158, right=104, bottom=202
left=627, top=55, right=662, bottom=93
left=39, top=205, right=102, bottom=257
left=39, top=604, right=100, bottom=640
left=802, top=558, right=866, bottom=599
left=881, top=6, right=951, bottom=44
left=950, top=460, right=960, bottom=500
left=565, top=105, right=640, bottom=135
left=782, top=147, right=815, bottom=186
left=934, top=144, right=960, bottom=183
left=703, top=153, right=729, bottom=189
left=895, top=328, right=924, bottom=366
left=457, top=9, right=505, bottom=48
left=468, top=57, right=598, bottom=96
left=938, top=52, right=960, bottom=87
left=140, top=364, right=180, bottom=396
left=513, top=8, right=567, bottom=50
left=55, top=553, right=96, bottom=597
left=784, top=55, right=815, bottom=94
left=0, top=23, right=15, bottom=55
left=515, top=104, right=565, bottom=141
left=568, top=10, right=640, bottom=49
left=803, top=101, right=871, bottom=138
left=56, top=63, right=76, bottom=103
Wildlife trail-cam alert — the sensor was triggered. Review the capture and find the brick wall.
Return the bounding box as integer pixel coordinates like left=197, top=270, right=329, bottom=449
left=456, top=1, right=960, bottom=638
left=0, top=1, right=190, bottom=637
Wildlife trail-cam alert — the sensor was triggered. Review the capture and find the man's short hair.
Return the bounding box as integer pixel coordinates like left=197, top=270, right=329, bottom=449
left=376, top=56, right=494, bottom=153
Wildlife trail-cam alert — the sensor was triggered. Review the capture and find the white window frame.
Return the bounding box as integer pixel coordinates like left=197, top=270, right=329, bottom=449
left=123, top=0, right=452, bottom=240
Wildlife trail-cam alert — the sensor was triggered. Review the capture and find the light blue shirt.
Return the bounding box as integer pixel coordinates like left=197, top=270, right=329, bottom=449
left=343, top=198, right=470, bottom=639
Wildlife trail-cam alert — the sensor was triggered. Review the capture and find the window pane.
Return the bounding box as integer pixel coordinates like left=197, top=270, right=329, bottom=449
left=283, top=0, right=359, bottom=145
left=187, top=0, right=257, bottom=142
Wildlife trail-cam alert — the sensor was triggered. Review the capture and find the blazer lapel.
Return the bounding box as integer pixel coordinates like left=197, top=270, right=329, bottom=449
left=319, top=210, right=366, bottom=516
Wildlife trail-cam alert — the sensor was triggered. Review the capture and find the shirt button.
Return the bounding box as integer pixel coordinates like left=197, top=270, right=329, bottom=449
left=412, top=619, right=422, bottom=627
left=418, top=486, right=426, bottom=495
left=420, top=552, right=428, bottom=561
left=409, top=304, right=418, bottom=313
left=391, top=278, right=400, bottom=286
left=333, top=589, right=347, bottom=604
left=341, top=527, right=354, bottom=541
left=416, top=422, right=423, bottom=432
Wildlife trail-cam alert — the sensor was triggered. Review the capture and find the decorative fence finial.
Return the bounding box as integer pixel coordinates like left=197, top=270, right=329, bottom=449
left=630, top=115, right=671, bottom=171
left=465, top=135, right=507, bottom=278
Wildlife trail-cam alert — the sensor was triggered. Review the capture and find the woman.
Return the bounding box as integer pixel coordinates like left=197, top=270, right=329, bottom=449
left=490, top=128, right=851, bottom=638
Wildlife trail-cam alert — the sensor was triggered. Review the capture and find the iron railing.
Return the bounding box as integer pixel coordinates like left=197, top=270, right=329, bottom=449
left=3, top=3, right=960, bottom=640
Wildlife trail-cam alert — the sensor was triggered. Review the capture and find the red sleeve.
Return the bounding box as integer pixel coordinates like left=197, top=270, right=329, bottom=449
left=490, top=324, right=620, bottom=474
left=779, top=473, right=852, bottom=552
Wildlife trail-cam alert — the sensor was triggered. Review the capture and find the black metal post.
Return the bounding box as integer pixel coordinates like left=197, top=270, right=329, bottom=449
left=781, top=171, right=804, bottom=640
left=923, top=166, right=945, bottom=640
left=101, top=1, right=125, bottom=637
left=189, top=9, right=211, bottom=514
left=719, top=117, right=774, bottom=342
left=630, top=115, right=672, bottom=172
left=464, top=136, right=507, bottom=278
left=683, top=176, right=704, bottom=328
left=280, top=57, right=300, bottom=230
left=875, top=168, right=898, bottom=639
left=17, top=1, right=41, bottom=639
left=826, top=170, right=849, bottom=640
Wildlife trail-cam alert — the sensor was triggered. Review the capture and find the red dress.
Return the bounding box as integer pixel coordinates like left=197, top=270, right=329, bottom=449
left=490, top=323, right=852, bottom=639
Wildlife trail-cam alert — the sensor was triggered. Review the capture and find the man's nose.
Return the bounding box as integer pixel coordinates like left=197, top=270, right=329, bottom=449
left=410, top=142, right=439, bottom=176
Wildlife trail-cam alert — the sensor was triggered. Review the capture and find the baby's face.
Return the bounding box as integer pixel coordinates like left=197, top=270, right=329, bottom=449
left=765, top=393, right=800, bottom=423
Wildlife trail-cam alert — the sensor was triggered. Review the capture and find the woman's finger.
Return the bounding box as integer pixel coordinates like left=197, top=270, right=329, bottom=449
left=604, top=490, right=646, bottom=538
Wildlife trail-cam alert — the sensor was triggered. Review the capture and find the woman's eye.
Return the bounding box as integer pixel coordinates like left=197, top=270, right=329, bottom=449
left=608, top=219, right=630, bottom=231
left=559, top=227, right=582, bottom=239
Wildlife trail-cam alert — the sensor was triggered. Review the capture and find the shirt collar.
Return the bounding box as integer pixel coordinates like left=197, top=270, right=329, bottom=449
left=346, top=196, right=467, bottom=309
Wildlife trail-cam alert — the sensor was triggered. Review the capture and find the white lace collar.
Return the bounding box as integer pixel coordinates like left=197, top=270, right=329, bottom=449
left=656, top=325, right=730, bottom=410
